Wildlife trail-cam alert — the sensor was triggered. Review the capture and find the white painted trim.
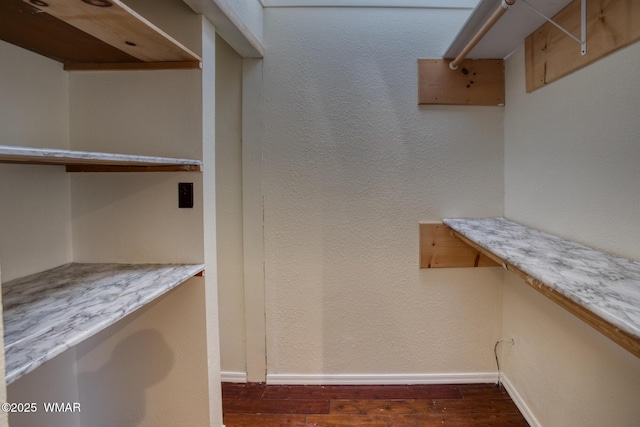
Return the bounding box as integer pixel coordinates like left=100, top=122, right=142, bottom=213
left=266, top=372, right=498, bottom=385
left=501, top=374, right=541, bottom=427
left=221, top=371, right=248, bottom=383
left=242, top=58, right=267, bottom=383
left=263, top=0, right=477, bottom=8
left=183, top=0, right=264, bottom=58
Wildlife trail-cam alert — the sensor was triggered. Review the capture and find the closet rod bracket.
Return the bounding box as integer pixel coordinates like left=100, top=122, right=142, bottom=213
left=449, top=0, right=587, bottom=71
left=449, top=0, right=516, bottom=70
left=521, top=0, right=587, bottom=55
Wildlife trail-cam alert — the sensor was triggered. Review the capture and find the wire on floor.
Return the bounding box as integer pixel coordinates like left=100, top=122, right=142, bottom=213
left=494, top=338, right=515, bottom=388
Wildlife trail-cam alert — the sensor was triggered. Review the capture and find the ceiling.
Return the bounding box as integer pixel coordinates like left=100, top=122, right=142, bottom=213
left=444, top=0, right=575, bottom=59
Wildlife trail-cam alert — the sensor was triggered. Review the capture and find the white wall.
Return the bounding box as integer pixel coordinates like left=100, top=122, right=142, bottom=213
left=215, top=35, right=247, bottom=375
left=263, top=7, right=505, bottom=379
left=0, top=41, right=72, bottom=282
left=0, top=41, right=69, bottom=150
left=9, top=350, right=81, bottom=427
left=0, top=39, right=77, bottom=427
left=69, top=69, right=204, bottom=264
left=505, top=45, right=640, bottom=261
left=75, top=280, right=209, bottom=427
left=503, top=43, right=640, bottom=426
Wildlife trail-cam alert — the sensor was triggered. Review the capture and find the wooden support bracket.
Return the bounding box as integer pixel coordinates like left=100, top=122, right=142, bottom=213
left=418, top=59, right=505, bottom=106
left=419, top=223, right=500, bottom=268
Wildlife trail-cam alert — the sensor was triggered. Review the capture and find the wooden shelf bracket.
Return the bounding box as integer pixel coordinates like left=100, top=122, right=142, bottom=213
left=419, top=223, right=499, bottom=268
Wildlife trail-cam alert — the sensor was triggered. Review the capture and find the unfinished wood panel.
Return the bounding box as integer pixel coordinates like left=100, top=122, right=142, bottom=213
left=418, top=59, right=504, bottom=106
left=450, top=230, right=640, bottom=359
left=526, top=0, right=640, bottom=92
left=0, top=0, right=201, bottom=67
left=419, top=223, right=499, bottom=268
left=24, top=0, right=200, bottom=62
left=21, top=0, right=201, bottom=63
left=0, top=0, right=139, bottom=64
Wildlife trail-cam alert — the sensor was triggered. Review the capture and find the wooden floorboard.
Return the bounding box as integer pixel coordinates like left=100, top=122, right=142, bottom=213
left=223, top=397, right=331, bottom=414
left=261, top=384, right=462, bottom=400
left=458, top=384, right=512, bottom=400
left=433, top=398, right=521, bottom=415
left=330, top=399, right=435, bottom=415
left=222, top=382, right=267, bottom=399
left=223, top=413, right=307, bottom=427
left=419, top=413, right=529, bottom=426
left=305, top=414, right=419, bottom=426
left=222, top=383, right=529, bottom=426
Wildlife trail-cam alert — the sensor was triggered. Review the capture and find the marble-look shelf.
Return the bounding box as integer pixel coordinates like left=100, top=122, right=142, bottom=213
left=443, top=217, right=640, bottom=358
left=2, top=262, right=205, bottom=384
left=0, top=145, right=201, bottom=172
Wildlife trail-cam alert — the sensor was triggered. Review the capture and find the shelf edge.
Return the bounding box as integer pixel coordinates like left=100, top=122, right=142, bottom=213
left=445, top=221, right=640, bottom=359
left=0, top=145, right=202, bottom=171
left=3, top=263, right=205, bottom=384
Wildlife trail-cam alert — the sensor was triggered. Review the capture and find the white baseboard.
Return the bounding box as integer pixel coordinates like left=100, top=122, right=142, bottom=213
left=501, top=374, right=540, bottom=427
left=265, top=372, right=499, bottom=385
left=220, top=371, right=248, bottom=383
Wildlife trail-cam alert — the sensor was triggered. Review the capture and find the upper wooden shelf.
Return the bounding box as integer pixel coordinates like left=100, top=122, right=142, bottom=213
left=0, top=0, right=201, bottom=70
left=443, top=217, right=640, bottom=359
left=0, top=145, right=202, bottom=172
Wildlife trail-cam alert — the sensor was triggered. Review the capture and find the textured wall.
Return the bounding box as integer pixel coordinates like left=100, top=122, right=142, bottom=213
left=503, top=44, right=640, bottom=426
left=504, top=45, right=640, bottom=260
left=263, top=7, right=505, bottom=378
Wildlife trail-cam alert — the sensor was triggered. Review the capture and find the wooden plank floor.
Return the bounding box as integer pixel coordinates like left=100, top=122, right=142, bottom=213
left=222, top=383, right=529, bottom=426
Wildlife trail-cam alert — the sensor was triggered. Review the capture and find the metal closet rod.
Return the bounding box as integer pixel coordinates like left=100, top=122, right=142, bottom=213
left=449, top=0, right=587, bottom=71
left=449, top=0, right=516, bottom=70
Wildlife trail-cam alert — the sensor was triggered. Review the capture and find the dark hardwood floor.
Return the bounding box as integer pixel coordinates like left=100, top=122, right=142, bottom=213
left=222, top=382, right=529, bottom=426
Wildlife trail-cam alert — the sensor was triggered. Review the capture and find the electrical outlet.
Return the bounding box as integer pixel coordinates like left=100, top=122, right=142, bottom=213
left=178, top=182, right=193, bottom=208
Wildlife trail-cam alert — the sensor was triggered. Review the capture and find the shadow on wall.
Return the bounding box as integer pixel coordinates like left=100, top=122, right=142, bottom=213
left=77, top=329, right=174, bottom=427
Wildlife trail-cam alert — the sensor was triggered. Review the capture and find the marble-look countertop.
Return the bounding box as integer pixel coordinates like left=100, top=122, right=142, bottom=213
left=2, top=262, right=204, bottom=384
left=443, top=217, right=640, bottom=342
left=0, top=145, right=202, bottom=167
